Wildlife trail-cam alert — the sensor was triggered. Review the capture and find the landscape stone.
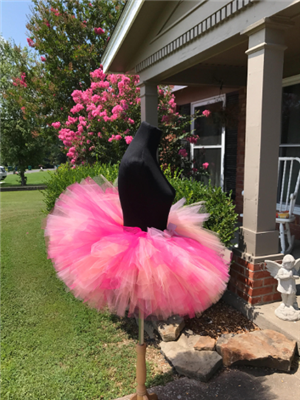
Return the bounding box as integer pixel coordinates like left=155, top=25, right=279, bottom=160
left=153, top=315, right=185, bottom=342
left=194, top=336, right=216, bottom=351
left=216, top=329, right=296, bottom=371
left=160, top=333, right=223, bottom=381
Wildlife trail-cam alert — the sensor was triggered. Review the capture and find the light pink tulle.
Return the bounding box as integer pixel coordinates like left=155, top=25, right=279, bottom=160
left=44, top=177, right=229, bottom=319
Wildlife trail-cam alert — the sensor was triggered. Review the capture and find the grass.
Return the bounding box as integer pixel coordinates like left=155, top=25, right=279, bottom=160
left=1, top=171, right=53, bottom=187
left=1, top=191, right=173, bottom=400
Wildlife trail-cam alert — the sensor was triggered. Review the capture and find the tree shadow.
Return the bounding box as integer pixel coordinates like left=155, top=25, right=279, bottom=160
left=144, top=368, right=278, bottom=400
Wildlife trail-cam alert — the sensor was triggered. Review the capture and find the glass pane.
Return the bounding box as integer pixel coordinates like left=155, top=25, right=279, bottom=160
left=194, top=148, right=221, bottom=187
left=281, top=83, right=300, bottom=144
left=278, top=147, right=300, bottom=206
left=194, top=102, right=223, bottom=145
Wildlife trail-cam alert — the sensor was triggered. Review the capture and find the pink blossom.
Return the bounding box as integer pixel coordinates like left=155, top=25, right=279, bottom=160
left=70, top=104, right=84, bottom=114
left=94, top=27, right=104, bottom=35
left=88, top=132, right=94, bottom=136
left=192, top=168, right=198, bottom=172
left=115, top=135, right=122, bottom=141
left=158, top=89, right=164, bottom=96
left=41, top=56, right=46, bottom=62
left=161, top=115, right=169, bottom=123
left=27, top=38, right=35, bottom=47
left=108, top=74, right=118, bottom=85
left=61, top=107, right=63, bottom=110
left=112, top=105, right=123, bottom=117
left=44, top=21, right=50, bottom=28
left=125, top=136, right=133, bottom=145
left=186, top=135, right=199, bottom=145
left=97, top=132, right=102, bottom=137
left=70, top=159, right=76, bottom=164
left=21, top=106, right=26, bottom=112
left=86, top=140, right=91, bottom=144
left=202, top=162, right=209, bottom=169
left=168, top=97, right=176, bottom=109
left=52, top=122, right=61, bottom=129
left=202, top=110, right=211, bottom=118
left=178, top=149, right=188, bottom=157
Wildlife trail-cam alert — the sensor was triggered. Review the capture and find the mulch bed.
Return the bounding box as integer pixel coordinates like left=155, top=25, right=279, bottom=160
left=184, top=299, right=260, bottom=339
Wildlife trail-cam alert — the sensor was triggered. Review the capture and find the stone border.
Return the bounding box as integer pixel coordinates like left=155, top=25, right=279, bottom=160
left=0, top=185, right=47, bottom=192
left=136, top=0, right=254, bottom=73
left=222, top=289, right=300, bottom=352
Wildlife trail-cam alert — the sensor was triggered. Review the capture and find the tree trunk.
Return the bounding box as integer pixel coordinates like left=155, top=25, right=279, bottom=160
left=20, top=171, right=27, bottom=186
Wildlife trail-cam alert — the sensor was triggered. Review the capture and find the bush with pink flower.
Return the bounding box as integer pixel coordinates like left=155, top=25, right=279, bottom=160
left=53, top=65, right=198, bottom=169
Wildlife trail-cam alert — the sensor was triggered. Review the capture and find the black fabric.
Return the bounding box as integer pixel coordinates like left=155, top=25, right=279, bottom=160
left=118, top=122, right=176, bottom=232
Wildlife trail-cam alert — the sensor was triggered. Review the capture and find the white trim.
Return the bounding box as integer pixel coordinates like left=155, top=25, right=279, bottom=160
left=150, top=0, right=207, bottom=44
left=102, top=0, right=145, bottom=73
left=191, top=94, right=226, bottom=189
left=282, top=74, right=300, bottom=87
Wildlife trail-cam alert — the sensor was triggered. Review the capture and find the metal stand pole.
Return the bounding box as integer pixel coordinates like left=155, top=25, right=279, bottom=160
left=130, top=310, right=157, bottom=400
left=138, top=309, right=145, bottom=345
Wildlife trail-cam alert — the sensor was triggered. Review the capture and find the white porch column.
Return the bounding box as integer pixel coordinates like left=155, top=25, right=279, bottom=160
left=139, top=82, right=158, bottom=127
left=240, top=17, right=293, bottom=260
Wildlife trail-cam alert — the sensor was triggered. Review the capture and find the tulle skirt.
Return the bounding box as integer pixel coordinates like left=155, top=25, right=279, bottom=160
left=44, top=177, right=229, bottom=319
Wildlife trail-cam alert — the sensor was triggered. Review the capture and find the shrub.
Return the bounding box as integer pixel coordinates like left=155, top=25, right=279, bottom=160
left=164, top=167, right=238, bottom=247
left=42, top=162, right=119, bottom=213
left=43, top=163, right=238, bottom=247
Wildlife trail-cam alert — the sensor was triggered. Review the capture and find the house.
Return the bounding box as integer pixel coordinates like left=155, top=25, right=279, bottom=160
left=102, top=0, right=300, bottom=306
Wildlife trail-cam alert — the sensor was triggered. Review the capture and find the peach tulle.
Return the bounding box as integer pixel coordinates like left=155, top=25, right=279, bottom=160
left=44, top=177, right=229, bottom=319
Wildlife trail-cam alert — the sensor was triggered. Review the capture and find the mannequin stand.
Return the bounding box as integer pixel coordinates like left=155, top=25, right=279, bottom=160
left=130, top=311, right=158, bottom=400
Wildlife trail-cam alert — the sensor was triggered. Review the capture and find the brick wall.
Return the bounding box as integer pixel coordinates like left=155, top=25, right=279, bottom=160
left=229, top=253, right=282, bottom=305
left=234, top=88, right=246, bottom=220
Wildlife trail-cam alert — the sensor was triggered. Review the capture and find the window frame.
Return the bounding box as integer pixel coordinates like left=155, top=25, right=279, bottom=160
left=191, top=94, right=226, bottom=189
left=278, top=75, right=300, bottom=214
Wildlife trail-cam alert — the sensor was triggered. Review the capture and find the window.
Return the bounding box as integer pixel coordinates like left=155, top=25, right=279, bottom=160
left=191, top=95, right=226, bottom=187
left=279, top=78, right=300, bottom=212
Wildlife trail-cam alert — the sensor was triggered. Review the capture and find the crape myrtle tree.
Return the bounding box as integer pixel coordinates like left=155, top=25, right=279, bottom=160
left=51, top=65, right=211, bottom=179
left=22, top=0, right=125, bottom=134
left=0, top=38, right=45, bottom=185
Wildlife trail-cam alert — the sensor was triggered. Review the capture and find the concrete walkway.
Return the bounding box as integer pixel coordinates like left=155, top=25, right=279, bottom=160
left=117, top=363, right=300, bottom=400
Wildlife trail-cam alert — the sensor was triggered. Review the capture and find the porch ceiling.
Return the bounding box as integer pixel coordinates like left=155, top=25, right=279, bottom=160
left=160, top=40, right=248, bottom=87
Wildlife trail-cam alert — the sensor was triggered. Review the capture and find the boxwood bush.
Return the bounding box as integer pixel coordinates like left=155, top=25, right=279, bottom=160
left=43, top=163, right=238, bottom=247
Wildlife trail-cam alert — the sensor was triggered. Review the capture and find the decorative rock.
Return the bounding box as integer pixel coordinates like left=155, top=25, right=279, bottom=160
left=153, top=315, right=185, bottom=342
left=216, top=329, right=296, bottom=371
left=194, top=336, right=216, bottom=351
left=160, top=333, right=223, bottom=381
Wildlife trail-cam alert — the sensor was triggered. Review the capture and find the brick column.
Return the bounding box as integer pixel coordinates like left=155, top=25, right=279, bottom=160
left=229, top=254, right=282, bottom=305
left=229, top=17, right=294, bottom=306
left=239, top=17, right=293, bottom=259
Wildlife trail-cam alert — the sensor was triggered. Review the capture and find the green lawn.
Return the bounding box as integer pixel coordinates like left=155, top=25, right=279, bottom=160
left=1, top=171, right=53, bottom=187
left=1, top=191, right=172, bottom=400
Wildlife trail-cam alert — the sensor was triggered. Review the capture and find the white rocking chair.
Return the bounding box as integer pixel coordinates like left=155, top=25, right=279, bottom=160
left=276, top=157, right=300, bottom=254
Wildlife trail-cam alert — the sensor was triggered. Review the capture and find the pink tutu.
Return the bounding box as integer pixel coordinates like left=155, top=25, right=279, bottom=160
left=44, top=177, right=229, bottom=319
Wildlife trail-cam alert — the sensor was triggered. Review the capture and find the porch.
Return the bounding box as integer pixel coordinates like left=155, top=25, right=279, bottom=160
left=102, top=0, right=300, bottom=305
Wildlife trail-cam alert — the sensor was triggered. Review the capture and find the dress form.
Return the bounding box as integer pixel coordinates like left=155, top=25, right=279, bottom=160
left=118, top=121, right=175, bottom=232
left=118, top=122, right=171, bottom=400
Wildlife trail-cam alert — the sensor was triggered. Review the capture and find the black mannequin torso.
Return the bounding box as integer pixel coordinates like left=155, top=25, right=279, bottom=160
left=118, top=122, right=176, bottom=232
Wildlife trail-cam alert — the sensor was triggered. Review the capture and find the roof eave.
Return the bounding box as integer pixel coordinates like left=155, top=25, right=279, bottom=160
left=102, top=0, right=145, bottom=73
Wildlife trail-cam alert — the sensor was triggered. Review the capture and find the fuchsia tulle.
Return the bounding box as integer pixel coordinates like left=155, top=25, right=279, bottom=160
left=44, top=177, right=229, bottom=319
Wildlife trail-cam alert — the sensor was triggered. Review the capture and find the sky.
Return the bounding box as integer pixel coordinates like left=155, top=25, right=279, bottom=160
left=1, top=0, right=33, bottom=48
